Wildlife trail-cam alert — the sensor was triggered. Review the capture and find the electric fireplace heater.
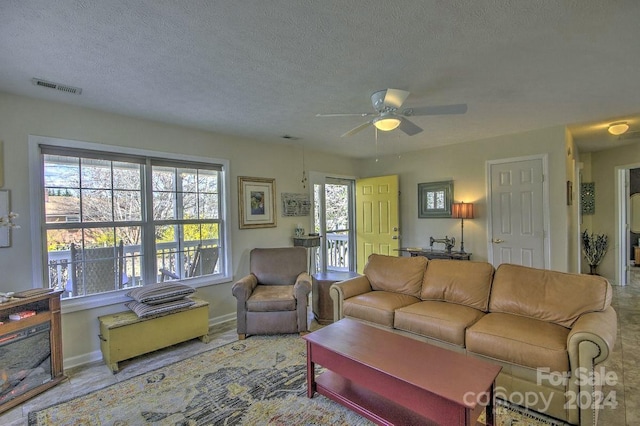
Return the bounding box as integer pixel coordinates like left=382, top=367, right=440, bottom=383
left=0, top=322, right=53, bottom=407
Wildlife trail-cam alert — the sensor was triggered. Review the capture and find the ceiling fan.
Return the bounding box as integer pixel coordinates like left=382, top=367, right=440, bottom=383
left=316, top=88, right=467, bottom=137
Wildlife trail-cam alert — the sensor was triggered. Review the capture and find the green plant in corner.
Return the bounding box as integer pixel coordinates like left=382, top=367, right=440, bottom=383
left=581, top=230, right=608, bottom=275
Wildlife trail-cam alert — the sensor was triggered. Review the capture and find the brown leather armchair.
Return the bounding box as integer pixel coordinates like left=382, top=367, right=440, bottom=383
left=232, top=247, right=312, bottom=339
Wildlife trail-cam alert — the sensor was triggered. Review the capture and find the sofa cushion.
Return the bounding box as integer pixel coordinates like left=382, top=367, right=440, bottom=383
left=246, top=285, right=296, bottom=312
left=466, top=312, right=570, bottom=373
left=363, top=254, right=427, bottom=298
left=420, top=260, right=495, bottom=311
left=343, top=291, right=420, bottom=327
left=126, top=281, right=195, bottom=305
left=125, top=298, right=196, bottom=318
left=394, top=300, right=485, bottom=346
left=489, top=263, right=612, bottom=328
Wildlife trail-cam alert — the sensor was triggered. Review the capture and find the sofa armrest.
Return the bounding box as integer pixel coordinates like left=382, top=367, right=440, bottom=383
left=329, top=275, right=372, bottom=322
left=568, top=306, right=617, bottom=366
left=294, top=272, right=313, bottom=301
left=232, top=274, right=258, bottom=303
left=567, top=306, right=617, bottom=426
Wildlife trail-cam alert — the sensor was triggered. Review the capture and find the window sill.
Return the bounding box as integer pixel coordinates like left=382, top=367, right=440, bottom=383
left=60, top=275, right=231, bottom=314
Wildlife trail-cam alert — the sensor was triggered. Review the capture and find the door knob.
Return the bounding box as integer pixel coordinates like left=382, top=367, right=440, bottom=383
left=492, top=238, right=505, bottom=244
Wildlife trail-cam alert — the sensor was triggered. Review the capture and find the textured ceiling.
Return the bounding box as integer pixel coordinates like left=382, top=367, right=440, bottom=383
left=1, top=1, right=639, bottom=158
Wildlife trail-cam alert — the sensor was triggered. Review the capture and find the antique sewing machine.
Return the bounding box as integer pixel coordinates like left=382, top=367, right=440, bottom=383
left=430, top=236, right=456, bottom=254
left=397, top=235, right=470, bottom=260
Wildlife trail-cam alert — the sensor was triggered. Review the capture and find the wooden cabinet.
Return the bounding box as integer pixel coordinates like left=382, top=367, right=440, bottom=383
left=312, top=271, right=360, bottom=325
left=0, top=290, right=65, bottom=414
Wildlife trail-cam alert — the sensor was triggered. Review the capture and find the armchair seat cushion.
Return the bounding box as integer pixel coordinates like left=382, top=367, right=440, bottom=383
left=394, top=300, right=485, bottom=346
left=343, top=291, right=420, bottom=327
left=466, top=312, right=570, bottom=373
left=246, top=285, right=296, bottom=312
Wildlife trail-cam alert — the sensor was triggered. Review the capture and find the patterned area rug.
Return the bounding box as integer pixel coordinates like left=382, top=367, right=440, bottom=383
left=29, top=335, right=562, bottom=425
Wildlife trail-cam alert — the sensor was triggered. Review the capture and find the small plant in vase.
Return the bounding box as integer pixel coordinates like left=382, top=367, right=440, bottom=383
left=581, top=230, right=608, bottom=275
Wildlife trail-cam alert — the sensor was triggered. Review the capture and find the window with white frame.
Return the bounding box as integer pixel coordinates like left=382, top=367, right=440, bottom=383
left=40, top=144, right=228, bottom=300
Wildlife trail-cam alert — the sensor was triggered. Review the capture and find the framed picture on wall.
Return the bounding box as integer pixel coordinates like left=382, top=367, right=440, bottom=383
left=238, top=176, right=277, bottom=229
left=418, top=180, right=453, bottom=218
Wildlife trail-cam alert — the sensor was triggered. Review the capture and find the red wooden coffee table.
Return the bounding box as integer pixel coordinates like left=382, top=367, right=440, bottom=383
left=303, top=318, right=502, bottom=425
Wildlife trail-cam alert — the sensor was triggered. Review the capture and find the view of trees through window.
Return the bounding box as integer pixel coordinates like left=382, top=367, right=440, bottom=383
left=42, top=149, right=223, bottom=299
left=314, top=181, right=351, bottom=271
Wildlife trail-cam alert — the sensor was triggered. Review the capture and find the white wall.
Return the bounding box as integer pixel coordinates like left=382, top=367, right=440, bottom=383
left=0, top=91, right=359, bottom=364
left=357, top=126, right=569, bottom=271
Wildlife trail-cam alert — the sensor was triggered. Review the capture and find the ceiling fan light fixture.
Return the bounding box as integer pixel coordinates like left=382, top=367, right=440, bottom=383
left=373, top=116, right=401, bottom=131
left=608, top=122, right=629, bottom=136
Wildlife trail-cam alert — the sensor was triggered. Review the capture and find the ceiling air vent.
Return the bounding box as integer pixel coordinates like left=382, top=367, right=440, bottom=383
left=31, top=78, right=82, bottom=95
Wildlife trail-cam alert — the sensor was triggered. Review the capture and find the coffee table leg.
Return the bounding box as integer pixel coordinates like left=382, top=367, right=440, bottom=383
left=486, top=383, right=495, bottom=426
left=306, top=341, right=316, bottom=398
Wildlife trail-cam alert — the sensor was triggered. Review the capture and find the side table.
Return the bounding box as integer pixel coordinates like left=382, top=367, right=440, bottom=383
left=312, top=271, right=359, bottom=325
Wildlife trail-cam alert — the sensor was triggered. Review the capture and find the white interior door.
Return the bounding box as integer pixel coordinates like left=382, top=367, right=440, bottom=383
left=488, top=157, right=546, bottom=268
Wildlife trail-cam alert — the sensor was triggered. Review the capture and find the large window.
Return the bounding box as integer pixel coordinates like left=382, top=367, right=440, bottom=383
left=39, top=143, right=229, bottom=300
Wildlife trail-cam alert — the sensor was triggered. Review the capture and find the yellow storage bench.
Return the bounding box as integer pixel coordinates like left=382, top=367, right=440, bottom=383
left=98, top=297, right=210, bottom=373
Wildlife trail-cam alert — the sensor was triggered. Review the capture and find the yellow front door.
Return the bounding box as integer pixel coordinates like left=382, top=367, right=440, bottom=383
left=355, top=175, right=400, bottom=273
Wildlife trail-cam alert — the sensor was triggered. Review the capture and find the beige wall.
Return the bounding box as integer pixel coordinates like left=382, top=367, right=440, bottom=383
left=586, top=143, right=640, bottom=282
left=0, top=90, right=580, bottom=366
left=0, top=92, right=359, bottom=364
left=358, top=126, right=569, bottom=271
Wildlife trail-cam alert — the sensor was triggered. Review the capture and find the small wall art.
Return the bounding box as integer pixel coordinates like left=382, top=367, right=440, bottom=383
left=418, top=180, right=453, bottom=218
left=581, top=182, right=595, bottom=215
left=281, top=193, right=310, bottom=217
left=0, top=190, right=11, bottom=247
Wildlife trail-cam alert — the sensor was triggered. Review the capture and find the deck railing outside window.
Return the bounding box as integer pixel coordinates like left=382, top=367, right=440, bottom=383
left=47, top=239, right=218, bottom=297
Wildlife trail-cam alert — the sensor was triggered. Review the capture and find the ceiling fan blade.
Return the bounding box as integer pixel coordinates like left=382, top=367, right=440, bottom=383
left=402, top=103, right=468, bottom=116
left=341, top=121, right=372, bottom=137
left=398, top=118, right=423, bottom=136
left=316, top=113, right=374, bottom=117
left=383, top=89, right=411, bottom=109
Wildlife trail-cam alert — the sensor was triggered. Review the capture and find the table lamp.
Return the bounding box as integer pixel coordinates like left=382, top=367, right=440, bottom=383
left=452, top=202, right=474, bottom=253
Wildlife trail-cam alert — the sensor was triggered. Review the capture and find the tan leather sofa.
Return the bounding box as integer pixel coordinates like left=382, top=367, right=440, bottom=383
left=330, top=254, right=617, bottom=426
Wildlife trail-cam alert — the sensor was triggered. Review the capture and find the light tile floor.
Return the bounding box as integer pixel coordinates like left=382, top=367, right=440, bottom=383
left=2, top=269, right=639, bottom=425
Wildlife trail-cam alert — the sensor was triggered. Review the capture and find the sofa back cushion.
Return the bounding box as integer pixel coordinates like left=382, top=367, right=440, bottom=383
left=489, top=263, right=612, bottom=328
left=364, top=254, right=427, bottom=298
left=420, top=260, right=495, bottom=311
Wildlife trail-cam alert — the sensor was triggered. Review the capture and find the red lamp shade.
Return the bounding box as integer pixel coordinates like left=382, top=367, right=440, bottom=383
left=452, top=202, right=474, bottom=219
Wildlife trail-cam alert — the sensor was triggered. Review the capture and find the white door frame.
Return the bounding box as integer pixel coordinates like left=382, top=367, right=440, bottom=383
left=309, top=171, right=357, bottom=273
left=486, top=154, right=551, bottom=269
left=615, top=163, right=640, bottom=286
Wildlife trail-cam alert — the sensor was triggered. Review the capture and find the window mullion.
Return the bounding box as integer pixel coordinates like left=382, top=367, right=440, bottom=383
left=142, top=159, right=156, bottom=284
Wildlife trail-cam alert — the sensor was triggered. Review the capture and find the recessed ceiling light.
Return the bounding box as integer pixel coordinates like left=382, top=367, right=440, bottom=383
left=608, top=122, right=629, bottom=136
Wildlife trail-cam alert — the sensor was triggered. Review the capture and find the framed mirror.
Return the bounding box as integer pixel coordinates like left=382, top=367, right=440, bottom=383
left=418, top=180, right=453, bottom=218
